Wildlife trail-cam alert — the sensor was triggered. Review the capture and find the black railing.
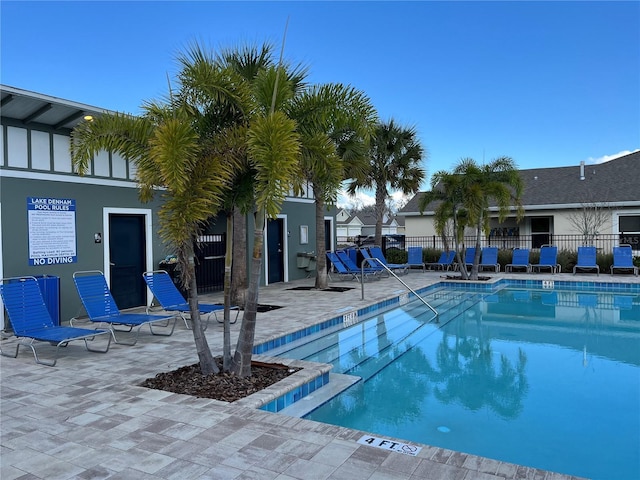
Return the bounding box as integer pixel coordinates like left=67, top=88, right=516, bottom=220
left=403, top=234, right=635, bottom=255
left=195, top=233, right=226, bottom=293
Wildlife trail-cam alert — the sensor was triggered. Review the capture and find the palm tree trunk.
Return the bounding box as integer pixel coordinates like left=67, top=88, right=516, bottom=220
left=184, top=257, right=219, bottom=375
left=314, top=189, right=329, bottom=290
left=452, top=207, right=469, bottom=280
left=222, top=212, right=233, bottom=371
left=469, top=215, right=484, bottom=280
left=374, top=186, right=385, bottom=245
left=231, top=206, right=247, bottom=306
left=231, top=209, right=264, bottom=377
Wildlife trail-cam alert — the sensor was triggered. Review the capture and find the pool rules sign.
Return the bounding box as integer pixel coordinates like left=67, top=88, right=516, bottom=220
left=27, top=197, right=77, bottom=266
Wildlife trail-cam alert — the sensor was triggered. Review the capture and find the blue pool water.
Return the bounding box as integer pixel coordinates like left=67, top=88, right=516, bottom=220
left=273, top=286, right=640, bottom=480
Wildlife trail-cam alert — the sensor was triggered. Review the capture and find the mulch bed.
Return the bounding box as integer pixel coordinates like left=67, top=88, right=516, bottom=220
left=140, top=358, right=300, bottom=402
left=287, top=286, right=354, bottom=292
left=442, top=275, right=492, bottom=281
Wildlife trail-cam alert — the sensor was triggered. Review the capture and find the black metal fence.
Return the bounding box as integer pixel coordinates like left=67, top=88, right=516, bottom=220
left=403, top=234, right=637, bottom=255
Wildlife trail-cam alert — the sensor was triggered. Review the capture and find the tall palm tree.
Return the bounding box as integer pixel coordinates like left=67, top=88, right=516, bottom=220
left=289, top=84, right=377, bottom=289
left=176, top=43, right=307, bottom=375
left=70, top=100, right=231, bottom=375
left=71, top=43, right=304, bottom=378
left=349, top=119, right=425, bottom=246
left=231, top=64, right=302, bottom=376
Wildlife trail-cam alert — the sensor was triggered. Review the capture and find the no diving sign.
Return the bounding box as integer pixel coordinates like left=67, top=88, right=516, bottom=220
left=357, top=435, right=422, bottom=456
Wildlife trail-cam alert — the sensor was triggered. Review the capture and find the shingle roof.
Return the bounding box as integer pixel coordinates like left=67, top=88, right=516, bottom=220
left=400, top=151, right=640, bottom=214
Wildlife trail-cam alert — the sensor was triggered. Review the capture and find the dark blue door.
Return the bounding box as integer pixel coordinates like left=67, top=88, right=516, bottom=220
left=267, top=218, right=284, bottom=283
left=109, top=214, right=146, bottom=308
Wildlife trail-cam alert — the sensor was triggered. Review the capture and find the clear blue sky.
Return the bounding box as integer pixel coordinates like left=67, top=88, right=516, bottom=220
left=2, top=1, right=639, bottom=203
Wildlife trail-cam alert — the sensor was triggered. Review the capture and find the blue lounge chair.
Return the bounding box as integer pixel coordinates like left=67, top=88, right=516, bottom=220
left=367, top=247, right=409, bottom=275
left=358, top=248, right=387, bottom=276
left=479, top=247, right=500, bottom=272
left=143, top=270, right=239, bottom=328
left=72, top=270, right=177, bottom=345
left=462, top=247, right=477, bottom=271
left=326, top=252, right=359, bottom=281
left=532, top=245, right=560, bottom=274
left=407, top=246, right=425, bottom=271
left=336, top=251, right=381, bottom=281
left=611, top=245, right=638, bottom=276
left=0, top=276, right=111, bottom=366
left=425, top=251, right=455, bottom=271
left=505, top=248, right=530, bottom=273
left=573, top=246, right=599, bottom=275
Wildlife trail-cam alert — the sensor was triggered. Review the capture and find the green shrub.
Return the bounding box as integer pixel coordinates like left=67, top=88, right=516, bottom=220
left=557, top=249, right=576, bottom=273
left=386, top=248, right=408, bottom=264
left=497, top=249, right=511, bottom=271
left=422, top=247, right=443, bottom=263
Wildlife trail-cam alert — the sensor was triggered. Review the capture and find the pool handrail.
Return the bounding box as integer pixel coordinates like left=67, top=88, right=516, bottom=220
left=361, top=257, right=439, bottom=320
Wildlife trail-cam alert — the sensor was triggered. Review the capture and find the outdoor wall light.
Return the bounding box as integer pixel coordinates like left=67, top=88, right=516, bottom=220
left=94, top=232, right=102, bottom=243
left=83, top=115, right=94, bottom=121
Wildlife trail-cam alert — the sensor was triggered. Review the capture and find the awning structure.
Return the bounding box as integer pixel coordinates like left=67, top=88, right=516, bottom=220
left=1, top=84, right=107, bottom=131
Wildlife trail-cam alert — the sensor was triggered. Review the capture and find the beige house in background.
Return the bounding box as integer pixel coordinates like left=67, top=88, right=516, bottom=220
left=398, top=151, right=640, bottom=250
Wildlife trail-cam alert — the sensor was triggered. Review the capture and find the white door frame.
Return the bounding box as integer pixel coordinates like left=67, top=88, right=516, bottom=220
left=264, top=214, right=288, bottom=286
left=325, top=215, right=335, bottom=252
left=102, top=207, right=154, bottom=291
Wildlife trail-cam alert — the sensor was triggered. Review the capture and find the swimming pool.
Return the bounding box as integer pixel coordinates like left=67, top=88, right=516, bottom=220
left=269, top=283, right=640, bottom=480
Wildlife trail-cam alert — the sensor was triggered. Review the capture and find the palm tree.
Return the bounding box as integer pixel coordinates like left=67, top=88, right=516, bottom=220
left=289, top=84, right=377, bottom=289
left=70, top=100, right=231, bottom=375
left=231, top=65, right=302, bottom=376
left=349, top=119, right=426, bottom=247
left=71, top=42, right=304, bottom=378
left=419, top=157, right=524, bottom=280
left=175, top=43, right=307, bottom=375
left=418, top=169, right=473, bottom=279
left=452, top=157, right=524, bottom=279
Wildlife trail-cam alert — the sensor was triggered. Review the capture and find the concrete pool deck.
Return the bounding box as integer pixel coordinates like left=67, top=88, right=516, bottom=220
left=3, top=270, right=633, bottom=479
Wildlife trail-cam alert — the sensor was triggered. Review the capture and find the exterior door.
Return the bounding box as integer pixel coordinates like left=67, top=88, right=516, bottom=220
left=531, top=217, right=551, bottom=249
left=109, top=214, right=146, bottom=308
left=267, top=218, right=284, bottom=283
left=324, top=219, right=332, bottom=271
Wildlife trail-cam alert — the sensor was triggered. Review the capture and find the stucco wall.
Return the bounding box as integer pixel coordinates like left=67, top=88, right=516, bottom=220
left=0, top=176, right=167, bottom=325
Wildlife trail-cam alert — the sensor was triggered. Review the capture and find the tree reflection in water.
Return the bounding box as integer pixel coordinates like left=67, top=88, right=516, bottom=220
left=422, top=309, right=529, bottom=419
left=314, top=313, right=434, bottom=427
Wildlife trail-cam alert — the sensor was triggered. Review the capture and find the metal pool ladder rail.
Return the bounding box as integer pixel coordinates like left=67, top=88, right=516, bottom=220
left=361, top=258, right=438, bottom=319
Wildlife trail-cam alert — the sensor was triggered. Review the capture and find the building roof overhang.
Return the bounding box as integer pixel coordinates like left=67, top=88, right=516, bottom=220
left=1, top=84, right=109, bottom=132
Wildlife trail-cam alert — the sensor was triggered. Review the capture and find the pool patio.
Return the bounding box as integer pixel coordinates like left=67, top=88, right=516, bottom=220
left=4, top=270, right=633, bottom=479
